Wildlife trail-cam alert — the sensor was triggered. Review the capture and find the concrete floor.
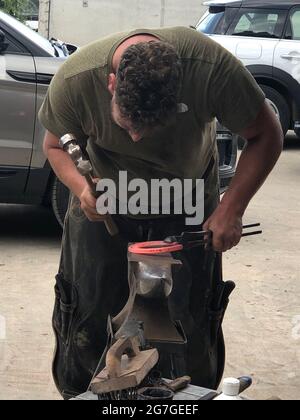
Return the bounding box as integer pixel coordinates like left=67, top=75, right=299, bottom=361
left=0, top=133, right=299, bottom=400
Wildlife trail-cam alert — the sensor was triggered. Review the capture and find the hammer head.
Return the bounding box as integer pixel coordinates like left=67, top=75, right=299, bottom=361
left=59, top=133, right=77, bottom=151
left=60, top=133, right=93, bottom=176
left=60, top=133, right=82, bottom=164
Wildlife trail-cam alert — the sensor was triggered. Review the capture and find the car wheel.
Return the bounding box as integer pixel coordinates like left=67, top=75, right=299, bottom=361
left=51, top=176, right=70, bottom=228
left=259, top=85, right=290, bottom=136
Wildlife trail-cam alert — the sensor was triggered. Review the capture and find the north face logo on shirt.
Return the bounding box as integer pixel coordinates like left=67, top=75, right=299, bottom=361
left=177, top=103, right=189, bottom=113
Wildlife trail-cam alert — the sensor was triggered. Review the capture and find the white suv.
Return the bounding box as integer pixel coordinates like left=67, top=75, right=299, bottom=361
left=196, top=0, right=300, bottom=138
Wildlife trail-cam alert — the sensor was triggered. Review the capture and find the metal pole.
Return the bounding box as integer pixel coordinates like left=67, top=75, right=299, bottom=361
left=47, top=0, right=51, bottom=39
left=38, top=0, right=51, bottom=38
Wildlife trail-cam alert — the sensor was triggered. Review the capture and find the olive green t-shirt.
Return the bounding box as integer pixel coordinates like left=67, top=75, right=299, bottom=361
left=39, top=26, right=265, bottom=191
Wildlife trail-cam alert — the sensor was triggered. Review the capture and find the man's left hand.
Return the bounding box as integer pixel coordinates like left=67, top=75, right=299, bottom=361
left=203, top=204, right=243, bottom=252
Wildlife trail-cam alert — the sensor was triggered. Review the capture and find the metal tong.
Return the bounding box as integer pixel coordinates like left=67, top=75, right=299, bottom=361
left=164, top=223, right=262, bottom=250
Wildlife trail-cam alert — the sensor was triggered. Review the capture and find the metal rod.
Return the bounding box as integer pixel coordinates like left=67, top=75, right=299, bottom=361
left=241, top=230, right=263, bottom=238
left=243, top=223, right=261, bottom=229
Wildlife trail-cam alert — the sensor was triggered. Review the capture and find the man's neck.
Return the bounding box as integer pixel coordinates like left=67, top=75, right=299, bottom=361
left=112, top=34, right=159, bottom=72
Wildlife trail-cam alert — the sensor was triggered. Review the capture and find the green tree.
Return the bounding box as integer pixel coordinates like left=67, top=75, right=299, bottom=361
left=0, top=0, right=31, bottom=22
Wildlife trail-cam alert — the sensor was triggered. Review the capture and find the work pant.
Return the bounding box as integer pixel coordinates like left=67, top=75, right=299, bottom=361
left=51, top=161, right=232, bottom=399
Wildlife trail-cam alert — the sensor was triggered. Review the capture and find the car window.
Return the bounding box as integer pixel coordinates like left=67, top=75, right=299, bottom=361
left=227, top=8, right=287, bottom=39
left=214, top=8, right=240, bottom=35
left=0, top=28, right=27, bottom=54
left=196, top=8, right=239, bottom=36
left=289, top=9, right=300, bottom=40
left=196, top=11, right=225, bottom=34
left=0, top=11, right=54, bottom=56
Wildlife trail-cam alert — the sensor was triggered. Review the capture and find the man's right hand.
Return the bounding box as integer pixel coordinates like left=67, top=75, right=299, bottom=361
left=79, top=184, right=108, bottom=223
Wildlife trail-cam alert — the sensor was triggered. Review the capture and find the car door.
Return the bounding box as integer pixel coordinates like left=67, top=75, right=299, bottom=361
left=0, top=26, right=36, bottom=201
left=273, top=7, right=300, bottom=85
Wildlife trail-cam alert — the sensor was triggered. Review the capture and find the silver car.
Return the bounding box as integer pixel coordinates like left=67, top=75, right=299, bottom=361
left=0, top=11, right=237, bottom=227
left=0, top=11, right=76, bottom=225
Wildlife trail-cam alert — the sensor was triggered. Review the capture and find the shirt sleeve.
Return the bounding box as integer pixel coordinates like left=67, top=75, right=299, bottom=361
left=210, top=48, right=266, bottom=134
left=38, top=64, right=88, bottom=142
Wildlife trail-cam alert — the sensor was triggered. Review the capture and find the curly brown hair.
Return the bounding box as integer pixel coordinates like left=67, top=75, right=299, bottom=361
left=115, top=41, right=183, bottom=133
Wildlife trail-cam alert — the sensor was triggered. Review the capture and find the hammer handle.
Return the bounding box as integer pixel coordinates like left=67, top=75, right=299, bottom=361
left=104, top=216, right=119, bottom=237
left=85, top=174, right=98, bottom=194
left=85, top=175, right=119, bottom=237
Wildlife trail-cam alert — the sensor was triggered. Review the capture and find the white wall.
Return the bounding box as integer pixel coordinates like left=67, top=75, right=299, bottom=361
left=39, top=0, right=207, bottom=45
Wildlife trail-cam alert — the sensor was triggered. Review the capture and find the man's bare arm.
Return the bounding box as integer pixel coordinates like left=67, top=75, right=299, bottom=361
left=221, top=101, right=283, bottom=215
left=204, top=100, right=284, bottom=252
left=43, top=130, right=86, bottom=197
left=43, top=130, right=106, bottom=222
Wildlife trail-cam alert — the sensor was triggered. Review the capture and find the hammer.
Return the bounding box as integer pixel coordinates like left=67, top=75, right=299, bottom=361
left=59, top=133, right=119, bottom=236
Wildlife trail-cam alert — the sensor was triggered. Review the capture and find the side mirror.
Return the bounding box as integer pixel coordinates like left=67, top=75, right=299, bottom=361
left=0, top=30, right=9, bottom=54
left=65, top=43, right=77, bottom=55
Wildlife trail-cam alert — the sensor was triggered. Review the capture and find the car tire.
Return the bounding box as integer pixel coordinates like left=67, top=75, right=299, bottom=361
left=259, top=85, right=290, bottom=136
left=51, top=176, right=70, bottom=228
